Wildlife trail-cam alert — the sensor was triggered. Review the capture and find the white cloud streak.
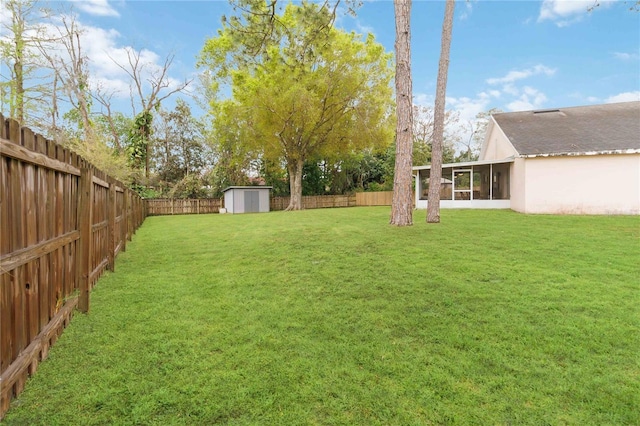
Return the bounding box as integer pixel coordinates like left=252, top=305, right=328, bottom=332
left=507, top=86, right=548, bottom=111
left=613, top=51, right=640, bottom=61
left=69, top=0, right=120, bottom=17
left=486, top=64, right=556, bottom=85
left=606, top=91, right=640, bottom=103
left=538, top=0, right=613, bottom=27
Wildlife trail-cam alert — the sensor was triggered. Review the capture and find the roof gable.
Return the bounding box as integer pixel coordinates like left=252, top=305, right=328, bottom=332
left=492, top=101, right=640, bottom=156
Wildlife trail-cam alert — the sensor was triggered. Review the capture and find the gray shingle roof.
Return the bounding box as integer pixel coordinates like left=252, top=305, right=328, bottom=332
left=493, top=101, right=640, bottom=156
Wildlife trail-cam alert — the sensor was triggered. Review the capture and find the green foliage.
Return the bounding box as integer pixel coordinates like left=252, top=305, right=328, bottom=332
left=259, top=158, right=289, bottom=196
left=152, top=100, right=208, bottom=192
left=127, top=111, right=153, bottom=170
left=53, top=121, right=134, bottom=184
left=205, top=100, right=254, bottom=196
left=130, top=184, right=162, bottom=199
left=168, top=173, right=209, bottom=199
left=302, top=158, right=329, bottom=195
left=4, top=209, right=639, bottom=425
left=94, top=112, right=133, bottom=152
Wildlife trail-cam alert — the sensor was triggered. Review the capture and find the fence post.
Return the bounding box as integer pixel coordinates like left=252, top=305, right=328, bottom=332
left=107, top=179, right=116, bottom=272
left=77, top=167, right=93, bottom=313
left=122, top=191, right=128, bottom=252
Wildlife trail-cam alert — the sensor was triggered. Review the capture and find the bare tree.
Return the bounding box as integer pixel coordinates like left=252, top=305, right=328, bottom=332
left=412, top=105, right=460, bottom=165
left=390, top=0, right=413, bottom=226
left=112, top=48, right=191, bottom=115
left=93, top=84, right=123, bottom=151
left=38, top=14, right=94, bottom=142
left=110, top=47, right=191, bottom=178
left=427, top=0, right=455, bottom=224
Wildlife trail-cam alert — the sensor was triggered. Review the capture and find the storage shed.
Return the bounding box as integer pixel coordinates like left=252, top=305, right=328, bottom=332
left=222, top=186, right=272, bottom=213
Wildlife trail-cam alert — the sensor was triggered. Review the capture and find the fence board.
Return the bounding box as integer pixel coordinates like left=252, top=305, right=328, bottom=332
left=0, top=114, right=146, bottom=419
left=355, top=191, right=393, bottom=206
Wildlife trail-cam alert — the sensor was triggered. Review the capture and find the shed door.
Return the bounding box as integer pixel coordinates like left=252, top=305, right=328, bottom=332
left=244, top=191, right=260, bottom=213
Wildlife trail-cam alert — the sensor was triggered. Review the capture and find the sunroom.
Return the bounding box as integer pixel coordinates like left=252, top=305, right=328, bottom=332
left=413, top=158, right=513, bottom=209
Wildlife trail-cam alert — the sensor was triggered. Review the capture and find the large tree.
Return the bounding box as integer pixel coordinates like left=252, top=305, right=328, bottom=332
left=389, top=0, right=414, bottom=226
left=427, top=0, right=455, bottom=224
left=198, top=1, right=394, bottom=210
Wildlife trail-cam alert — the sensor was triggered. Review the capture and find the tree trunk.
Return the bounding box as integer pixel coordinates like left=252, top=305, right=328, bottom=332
left=427, top=0, right=455, bottom=224
left=390, top=0, right=414, bottom=226
left=285, top=158, right=304, bottom=211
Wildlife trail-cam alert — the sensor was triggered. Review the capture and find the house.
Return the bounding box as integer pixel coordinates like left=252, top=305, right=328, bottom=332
left=413, top=101, right=640, bottom=215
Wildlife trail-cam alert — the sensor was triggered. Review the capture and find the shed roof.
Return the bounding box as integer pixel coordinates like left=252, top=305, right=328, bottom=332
left=223, top=186, right=272, bottom=192
left=492, top=101, right=640, bottom=157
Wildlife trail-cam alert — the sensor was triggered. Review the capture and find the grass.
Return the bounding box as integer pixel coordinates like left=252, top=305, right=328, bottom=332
left=4, top=207, right=640, bottom=425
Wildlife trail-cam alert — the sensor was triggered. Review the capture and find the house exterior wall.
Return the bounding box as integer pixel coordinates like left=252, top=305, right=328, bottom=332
left=509, top=157, right=527, bottom=213
left=515, top=154, right=640, bottom=214
left=480, top=119, right=518, bottom=161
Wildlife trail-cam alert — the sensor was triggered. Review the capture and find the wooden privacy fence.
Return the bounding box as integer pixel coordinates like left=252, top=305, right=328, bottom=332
left=145, top=194, right=357, bottom=215
left=270, top=194, right=356, bottom=210
left=355, top=191, right=394, bottom=206
left=147, top=198, right=222, bottom=215
left=0, top=114, right=146, bottom=419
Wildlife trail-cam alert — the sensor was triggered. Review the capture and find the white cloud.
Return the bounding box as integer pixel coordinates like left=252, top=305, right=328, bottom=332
left=502, top=83, right=519, bottom=96
left=459, top=1, right=474, bottom=21
left=507, top=99, right=536, bottom=112
left=538, top=0, right=600, bottom=26
left=506, top=87, right=548, bottom=111
left=447, top=94, right=492, bottom=122
left=413, top=93, right=433, bottom=106
left=587, top=96, right=600, bottom=102
left=606, top=91, right=640, bottom=103
left=486, top=64, right=556, bottom=85
left=613, top=51, right=640, bottom=61
left=355, top=21, right=375, bottom=37
left=70, top=0, right=120, bottom=17
left=523, top=86, right=548, bottom=105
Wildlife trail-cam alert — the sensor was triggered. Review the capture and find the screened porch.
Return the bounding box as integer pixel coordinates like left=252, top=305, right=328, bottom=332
left=413, top=159, right=513, bottom=209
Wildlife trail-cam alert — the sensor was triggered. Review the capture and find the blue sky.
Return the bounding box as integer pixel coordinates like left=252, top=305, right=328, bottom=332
left=52, top=0, right=639, bottom=123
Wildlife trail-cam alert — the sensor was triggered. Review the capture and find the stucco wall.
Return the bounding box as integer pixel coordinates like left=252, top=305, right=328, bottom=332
left=480, top=119, right=518, bottom=161
left=519, top=154, right=640, bottom=214
left=509, top=158, right=527, bottom=213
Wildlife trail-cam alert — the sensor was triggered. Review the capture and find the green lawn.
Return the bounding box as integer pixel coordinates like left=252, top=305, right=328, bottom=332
left=5, top=208, right=640, bottom=425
